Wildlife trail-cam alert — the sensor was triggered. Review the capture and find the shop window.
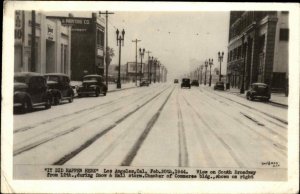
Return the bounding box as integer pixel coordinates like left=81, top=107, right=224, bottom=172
left=279, top=28, right=289, bottom=41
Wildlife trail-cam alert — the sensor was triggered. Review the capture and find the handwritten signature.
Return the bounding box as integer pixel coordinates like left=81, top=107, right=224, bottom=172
left=261, top=161, right=280, bottom=167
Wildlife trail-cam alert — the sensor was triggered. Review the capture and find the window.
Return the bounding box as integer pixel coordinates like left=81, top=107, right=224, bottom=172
left=279, top=28, right=289, bottom=41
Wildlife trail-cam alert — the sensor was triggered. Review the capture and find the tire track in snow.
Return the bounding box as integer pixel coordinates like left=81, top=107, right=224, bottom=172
left=191, top=90, right=287, bottom=157
left=121, top=87, right=175, bottom=166
left=14, top=87, right=159, bottom=134
left=53, top=86, right=172, bottom=165
left=200, top=88, right=288, bottom=125
left=176, top=92, right=189, bottom=167
left=182, top=95, right=245, bottom=168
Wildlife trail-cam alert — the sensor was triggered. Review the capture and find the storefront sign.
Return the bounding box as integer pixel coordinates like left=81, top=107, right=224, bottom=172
left=61, top=18, right=91, bottom=25
left=15, top=11, right=23, bottom=44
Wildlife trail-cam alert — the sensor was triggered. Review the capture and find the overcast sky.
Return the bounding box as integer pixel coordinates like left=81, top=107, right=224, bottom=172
left=47, top=11, right=229, bottom=80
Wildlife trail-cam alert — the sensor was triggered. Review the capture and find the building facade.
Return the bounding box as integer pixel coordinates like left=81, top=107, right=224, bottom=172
left=14, top=11, right=72, bottom=75
left=226, top=11, right=289, bottom=93
left=48, top=13, right=105, bottom=81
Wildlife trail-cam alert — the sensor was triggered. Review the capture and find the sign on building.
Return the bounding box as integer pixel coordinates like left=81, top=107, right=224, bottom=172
left=127, top=62, right=145, bottom=75
left=15, top=11, right=23, bottom=44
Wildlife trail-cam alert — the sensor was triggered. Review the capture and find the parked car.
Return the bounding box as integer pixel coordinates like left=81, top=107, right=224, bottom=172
left=44, top=73, right=74, bottom=105
left=77, top=75, right=107, bottom=97
left=246, top=83, right=271, bottom=101
left=14, top=72, right=52, bottom=113
left=140, top=79, right=150, bottom=87
left=181, top=78, right=191, bottom=89
left=191, top=80, right=199, bottom=87
left=174, top=79, right=179, bottom=84
left=214, top=81, right=225, bottom=91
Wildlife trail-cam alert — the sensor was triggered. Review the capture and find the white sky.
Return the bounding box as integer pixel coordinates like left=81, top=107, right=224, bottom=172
left=47, top=11, right=229, bottom=80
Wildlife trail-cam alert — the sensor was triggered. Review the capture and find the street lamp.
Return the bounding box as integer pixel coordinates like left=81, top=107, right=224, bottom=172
left=218, top=51, right=224, bottom=81
left=154, top=59, right=157, bottom=83
left=204, top=61, right=208, bottom=85
left=139, top=48, right=145, bottom=84
left=116, top=28, right=125, bottom=89
left=209, top=58, right=213, bottom=87
left=200, top=65, right=204, bottom=84
left=149, top=56, right=153, bottom=84
left=158, top=62, right=161, bottom=82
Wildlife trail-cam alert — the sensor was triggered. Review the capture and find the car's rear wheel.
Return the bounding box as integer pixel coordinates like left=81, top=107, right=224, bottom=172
left=68, top=94, right=74, bottom=103
left=20, top=99, right=31, bottom=114
left=53, top=96, right=61, bottom=105
left=45, top=98, right=52, bottom=109
left=95, top=89, right=100, bottom=97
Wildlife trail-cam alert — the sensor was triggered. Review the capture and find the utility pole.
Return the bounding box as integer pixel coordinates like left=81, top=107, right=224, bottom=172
left=132, top=39, right=141, bottom=86
left=146, top=51, right=151, bottom=82
left=99, top=11, right=114, bottom=86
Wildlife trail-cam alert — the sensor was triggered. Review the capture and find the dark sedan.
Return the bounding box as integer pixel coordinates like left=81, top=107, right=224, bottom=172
left=191, top=80, right=199, bottom=87
left=181, top=78, right=191, bottom=89
left=214, top=82, right=225, bottom=91
left=45, top=73, right=74, bottom=105
left=246, top=83, right=271, bottom=101
left=77, top=75, right=107, bottom=97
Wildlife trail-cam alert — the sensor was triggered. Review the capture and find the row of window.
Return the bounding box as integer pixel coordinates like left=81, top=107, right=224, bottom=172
left=228, top=45, right=243, bottom=62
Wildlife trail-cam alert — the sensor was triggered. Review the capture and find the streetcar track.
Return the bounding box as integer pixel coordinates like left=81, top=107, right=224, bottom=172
left=53, top=86, right=172, bottom=165
left=14, top=87, right=168, bottom=157
left=182, top=95, right=246, bottom=168
left=190, top=91, right=287, bottom=156
left=121, top=87, right=175, bottom=166
left=14, top=86, right=161, bottom=134
left=200, top=89, right=288, bottom=125
left=176, top=92, right=189, bottom=167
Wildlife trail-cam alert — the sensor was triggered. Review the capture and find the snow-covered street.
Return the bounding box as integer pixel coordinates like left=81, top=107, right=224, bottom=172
left=13, top=84, right=287, bottom=168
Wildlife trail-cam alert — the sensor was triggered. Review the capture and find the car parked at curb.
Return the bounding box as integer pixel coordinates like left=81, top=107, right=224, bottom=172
left=14, top=72, right=52, bottom=113
left=246, top=83, right=271, bottom=101
left=77, top=75, right=107, bottom=97
left=191, top=80, right=199, bottom=87
left=140, top=79, right=150, bottom=87
left=214, top=81, right=225, bottom=91
left=174, top=79, right=179, bottom=84
left=181, top=78, right=191, bottom=89
left=44, top=73, right=74, bottom=105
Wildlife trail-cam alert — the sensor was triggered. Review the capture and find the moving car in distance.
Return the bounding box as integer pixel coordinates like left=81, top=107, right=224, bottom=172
left=181, top=78, right=191, bottom=89
left=77, top=75, right=107, bottom=97
left=246, top=83, right=271, bottom=101
left=174, top=79, right=179, bottom=84
left=14, top=72, right=52, bottom=113
left=191, top=80, right=199, bottom=87
left=214, top=81, right=225, bottom=91
left=140, top=79, right=150, bottom=87
left=44, top=73, right=74, bottom=105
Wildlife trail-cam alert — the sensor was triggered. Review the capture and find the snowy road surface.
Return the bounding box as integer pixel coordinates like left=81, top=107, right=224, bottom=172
left=14, top=84, right=287, bottom=168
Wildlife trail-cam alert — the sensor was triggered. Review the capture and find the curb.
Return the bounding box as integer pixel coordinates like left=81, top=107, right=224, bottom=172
left=73, top=86, right=137, bottom=98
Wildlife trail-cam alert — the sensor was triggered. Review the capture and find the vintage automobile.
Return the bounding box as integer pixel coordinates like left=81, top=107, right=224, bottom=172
left=14, top=72, right=52, bottom=113
left=181, top=78, right=191, bottom=89
left=246, top=83, right=271, bottom=101
left=191, top=80, right=200, bottom=87
left=140, top=79, right=150, bottom=87
left=174, top=79, right=179, bottom=84
left=44, top=73, right=74, bottom=105
left=214, top=81, right=225, bottom=91
left=77, top=75, right=107, bottom=97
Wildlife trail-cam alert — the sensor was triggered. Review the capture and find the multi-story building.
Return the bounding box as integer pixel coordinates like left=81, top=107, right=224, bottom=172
left=48, top=13, right=105, bottom=81
left=226, top=11, right=289, bottom=94
left=14, top=11, right=72, bottom=75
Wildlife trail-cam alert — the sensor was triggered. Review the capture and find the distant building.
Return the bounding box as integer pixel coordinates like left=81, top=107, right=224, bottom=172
left=48, top=13, right=105, bottom=80
left=108, top=64, right=129, bottom=83
left=226, top=11, right=289, bottom=93
left=14, top=11, right=71, bottom=75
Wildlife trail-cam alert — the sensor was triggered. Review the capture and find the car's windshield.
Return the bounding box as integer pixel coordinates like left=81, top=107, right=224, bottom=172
left=45, top=76, right=59, bottom=82
left=14, top=76, right=27, bottom=83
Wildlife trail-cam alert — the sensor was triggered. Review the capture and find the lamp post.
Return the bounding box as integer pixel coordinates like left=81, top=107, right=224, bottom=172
left=218, top=51, right=224, bottom=82
left=149, top=56, right=153, bottom=84
left=209, top=58, right=213, bottom=87
left=116, top=29, right=125, bottom=89
left=200, top=65, right=204, bottom=84
left=158, top=62, right=161, bottom=82
left=139, top=48, right=145, bottom=84
left=204, top=61, right=208, bottom=85
left=154, top=59, right=157, bottom=83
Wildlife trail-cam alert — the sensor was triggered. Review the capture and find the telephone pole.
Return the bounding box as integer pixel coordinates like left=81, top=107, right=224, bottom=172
left=146, top=51, right=151, bottom=82
left=99, top=11, right=114, bottom=86
left=132, top=39, right=141, bottom=86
